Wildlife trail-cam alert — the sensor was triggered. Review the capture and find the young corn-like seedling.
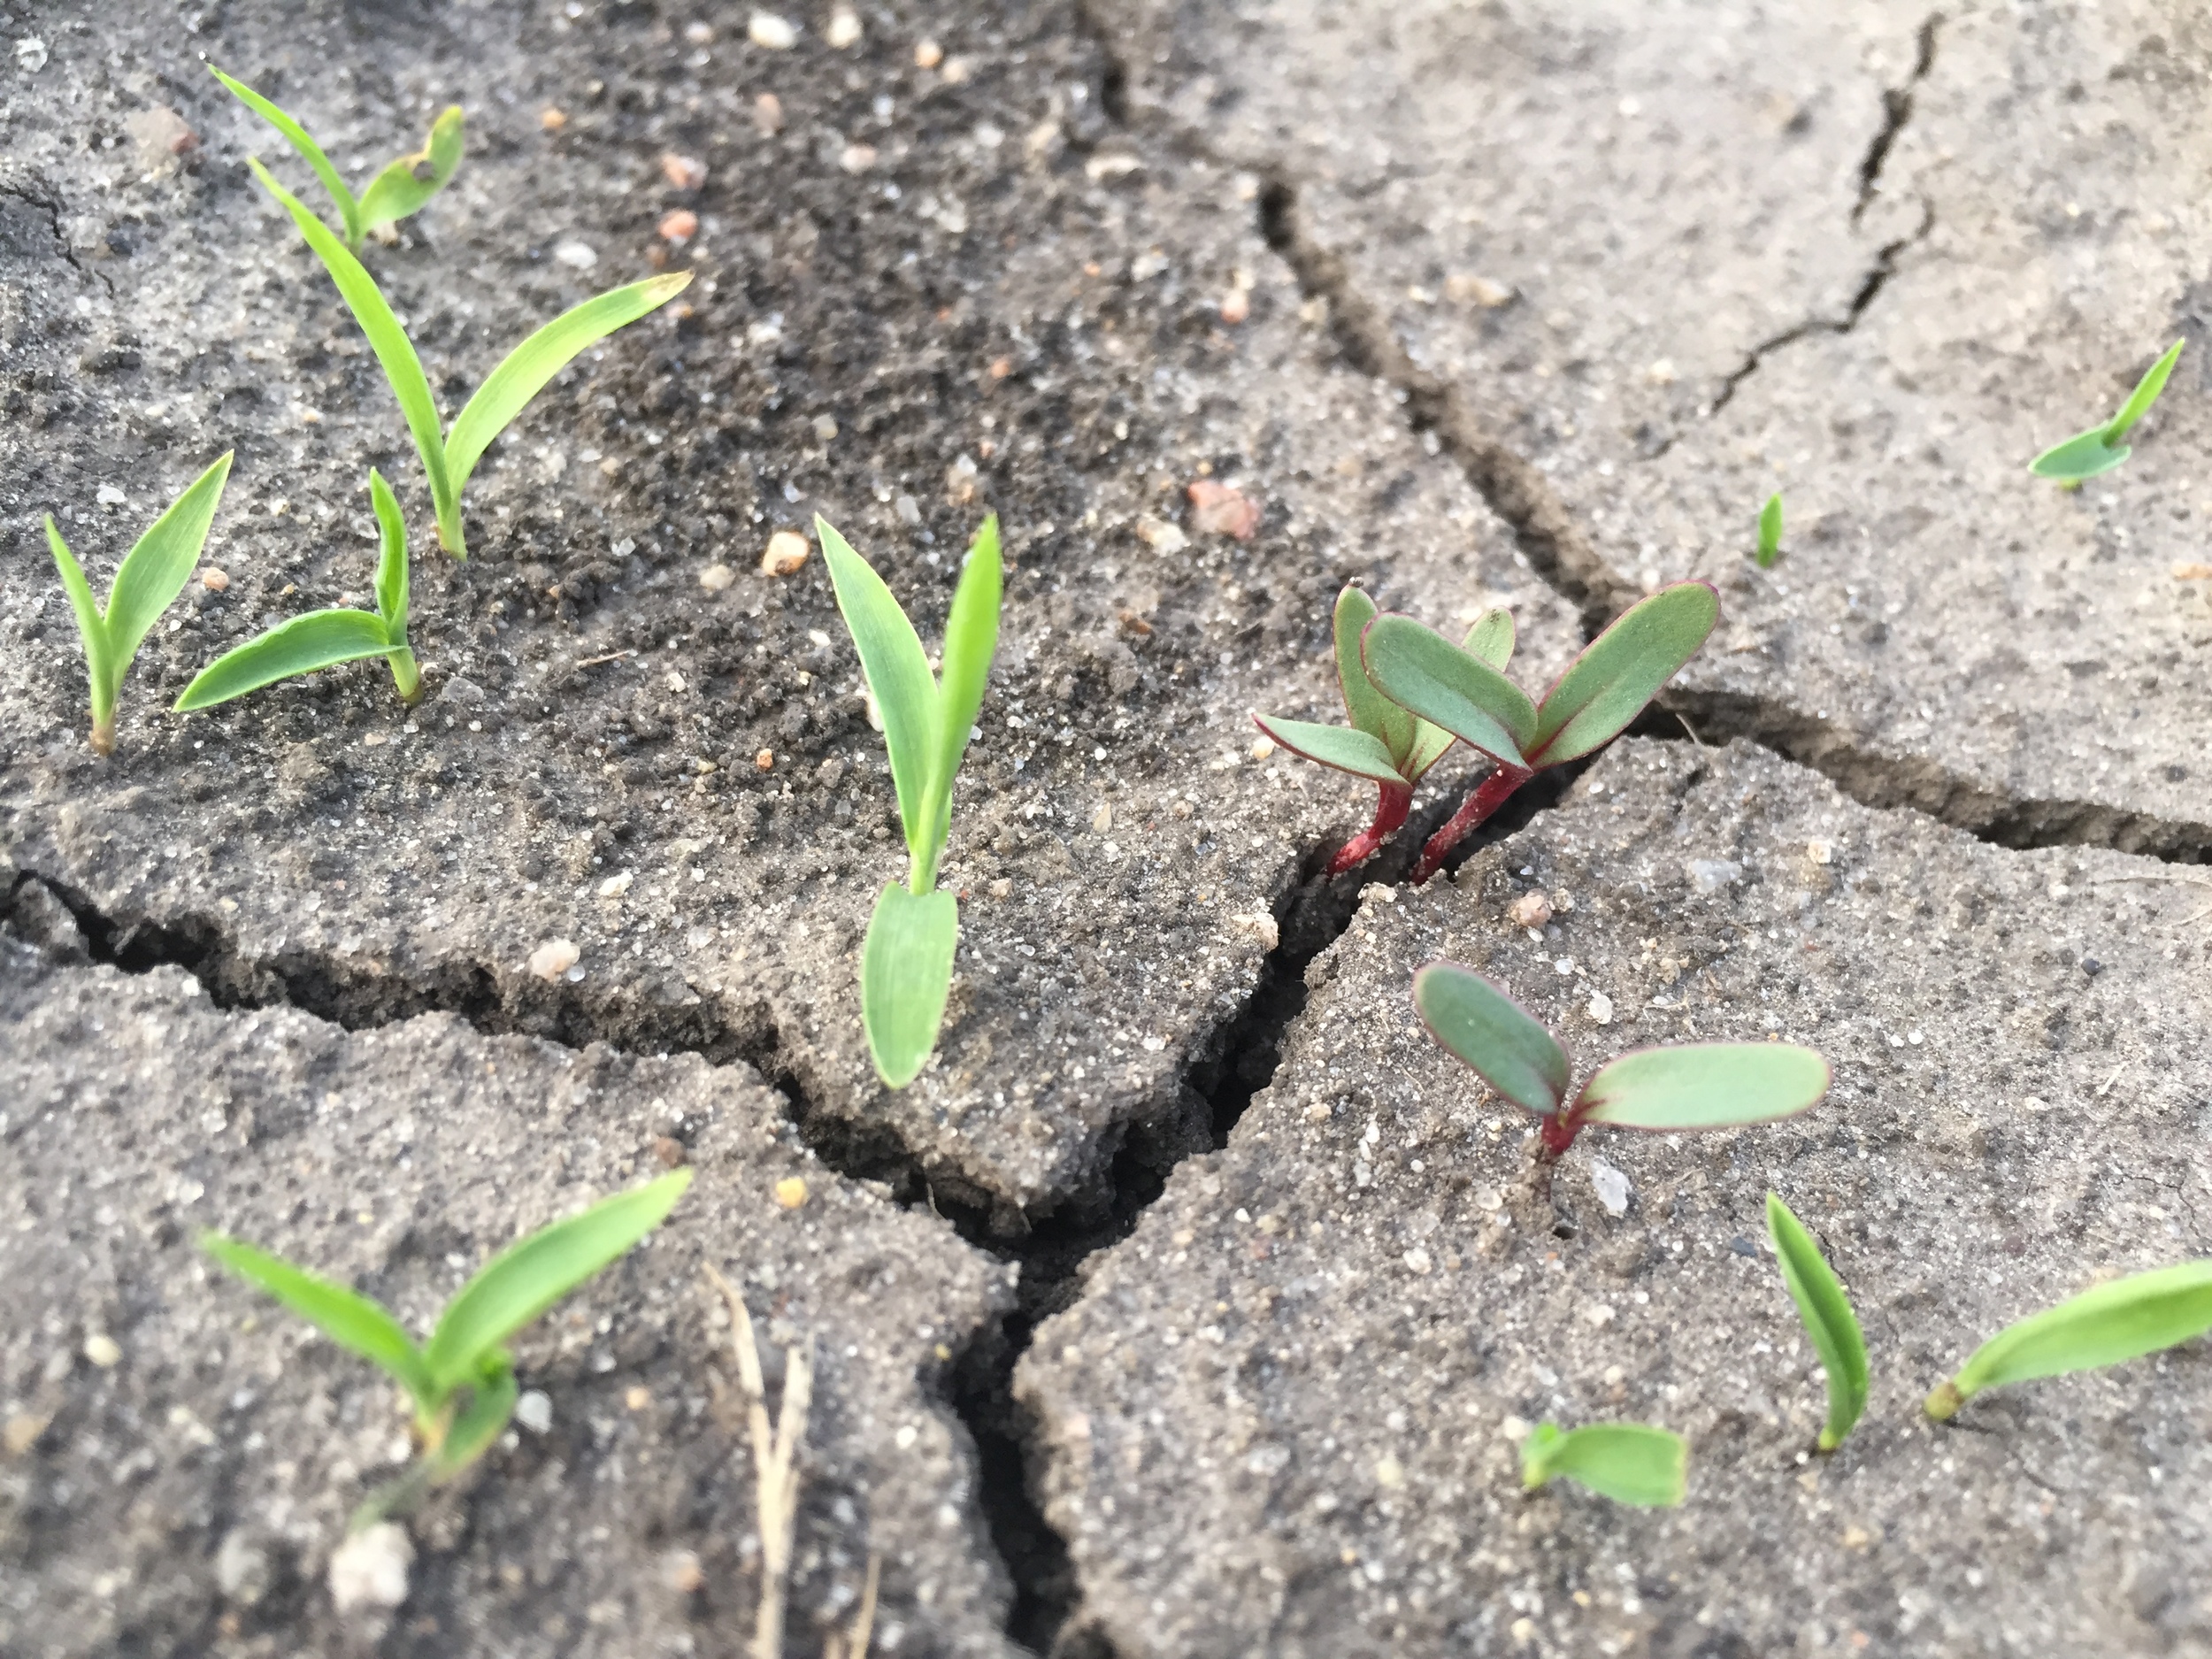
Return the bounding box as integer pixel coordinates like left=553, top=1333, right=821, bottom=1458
left=203, top=1169, right=690, bottom=1527
left=1924, top=1259, right=2212, bottom=1423
left=2029, top=339, right=2184, bottom=486
left=1363, top=581, right=1717, bottom=883
left=1766, top=1192, right=1869, bottom=1452
left=249, top=159, right=689, bottom=558
left=175, top=469, right=422, bottom=711
left=1255, top=585, right=1514, bottom=875
left=820, top=514, right=1003, bottom=1089
left=47, top=452, right=234, bottom=757
left=1521, top=1422, right=1686, bottom=1508
left=1755, top=491, right=1784, bottom=568
left=211, top=65, right=464, bottom=252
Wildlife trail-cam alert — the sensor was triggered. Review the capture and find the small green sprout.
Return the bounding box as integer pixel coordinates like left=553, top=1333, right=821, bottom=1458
left=203, top=1169, right=690, bottom=1526
left=1413, top=963, right=1829, bottom=1164
left=820, top=514, right=1003, bottom=1089
left=2029, top=339, right=2185, bottom=486
left=1255, top=586, right=1513, bottom=876
left=211, top=65, right=464, bottom=252
left=1755, top=491, right=1783, bottom=568
left=1924, top=1259, right=2212, bottom=1423
left=1766, top=1192, right=1868, bottom=1451
left=248, top=158, right=690, bottom=558
left=1363, top=582, right=1717, bottom=882
left=1521, top=1421, right=1686, bottom=1507
left=46, top=452, right=234, bottom=756
left=177, top=469, right=422, bottom=711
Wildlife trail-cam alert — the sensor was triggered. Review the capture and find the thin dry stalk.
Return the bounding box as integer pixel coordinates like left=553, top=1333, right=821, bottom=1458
left=708, top=1265, right=815, bottom=1659
left=821, top=1554, right=882, bottom=1659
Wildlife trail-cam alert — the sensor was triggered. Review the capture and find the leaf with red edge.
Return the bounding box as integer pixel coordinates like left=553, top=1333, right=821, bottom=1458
left=1572, top=1042, right=1828, bottom=1132
left=1253, top=715, right=1406, bottom=787
left=1528, top=582, right=1717, bottom=765
left=1412, top=962, right=1569, bottom=1117
left=1362, top=615, right=1535, bottom=765
left=1332, top=586, right=1415, bottom=764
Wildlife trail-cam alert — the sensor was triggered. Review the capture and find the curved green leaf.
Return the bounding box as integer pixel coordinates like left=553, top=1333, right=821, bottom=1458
left=210, top=65, right=362, bottom=246
left=369, top=469, right=410, bottom=635
left=861, top=882, right=958, bottom=1089
left=175, top=609, right=396, bottom=710
left=2104, top=339, right=2184, bottom=443
left=918, top=515, right=1002, bottom=883
left=1411, top=962, right=1569, bottom=1117
left=1767, top=1193, right=1869, bottom=1451
left=1574, top=1041, right=1828, bottom=1132
left=1522, top=1421, right=1686, bottom=1507
left=1463, top=606, right=1515, bottom=672
left=1529, top=581, right=1717, bottom=766
left=1333, top=586, right=1413, bottom=762
left=105, top=452, right=234, bottom=671
left=2028, top=426, right=2130, bottom=483
left=46, top=518, right=113, bottom=718
left=357, top=105, right=465, bottom=234
left=1361, top=614, right=1536, bottom=765
left=429, top=1354, right=517, bottom=1482
left=1253, top=716, right=1406, bottom=787
left=1756, top=493, right=1783, bottom=568
left=820, top=518, right=940, bottom=867
left=202, top=1233, right=436, bottom=1409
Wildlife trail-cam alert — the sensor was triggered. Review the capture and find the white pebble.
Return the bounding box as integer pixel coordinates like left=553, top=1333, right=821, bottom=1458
left=1588, top=1156, right=1632, bottom=1217
left=515, top=1390, right=553, bottom=1434
left=597, top=871, right=634, bottom=898
left=825, top=8, right=862, bottom=48
left=96, top=484, right=127, bottom=506
left=328, top=1523, right=412, bottom=1614
left=1586, top=989, right=1614, bottom=1025
left=748, top=12, right=799, bottom=49
left=1689, top=857, right=1743, bottom=894
left=526, top=939, right=580, bottom=981
left=553, top=241, right=598, bottom=270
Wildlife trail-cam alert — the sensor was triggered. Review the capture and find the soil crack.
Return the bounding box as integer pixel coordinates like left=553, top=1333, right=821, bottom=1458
left=1853, top=13, right=1942, bottom=226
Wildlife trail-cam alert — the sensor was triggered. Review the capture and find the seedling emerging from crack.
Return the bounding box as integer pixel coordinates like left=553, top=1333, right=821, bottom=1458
left=211, top=65, right=464, bottom=251
left=176, top=469, right=422, bottom=711
left=1755, top=492, right=1783, bottom=568
left=1924, top=1259, right=2212, bottom=1423
left=47, top=452, right=234, bottom=756
left=203, top=1169, right=690, bottom=1529
left=1364, top=582, right=1718, bottom=883
left=1767, top=1192, right=1868, bottom=1451
left=821, top=514, right=1002, bottom=1089
left=2029, top=339, right=2184, bottom=486
left=250, top=158, right=689, bottom=557
left=1521, top=1421, right=1686, bottom=1507
left=1255, top=585, right=1513, bottom=875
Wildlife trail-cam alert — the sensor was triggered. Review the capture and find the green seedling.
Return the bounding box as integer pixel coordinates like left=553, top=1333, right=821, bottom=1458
left=203, top=1169, right=690, bottom=1528
left=47, top=452, right=234, bottom=757
left=1755, top=491, right=1783, bottom=568
left=1924, top=1259, right=2212, bottom=1423
left=2029, top=339, right=2184, bottom=486
left=176, top=469, right=422, bottom=711
left=1256, top=586, right=1514, bottom=876
left=249, top=159, right=689, bottom=558
left=211, top=65, right=464, bottom=252
left=1363, top=581, right=1717, bottom=883
left=1521, top=1421, right=1686, bottom=1507
left=821, top=514, right=1003, bottom=1089
left=1766, top=1192, right=1868, bottom=1451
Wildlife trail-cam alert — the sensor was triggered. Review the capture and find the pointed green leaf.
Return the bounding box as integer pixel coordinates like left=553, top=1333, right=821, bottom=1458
left=202, top=1233, right=436, bottom=1409
left=1528, top=581, right=1717, bottom=766
left=1756, top=493, right=1783, bottom=569
left=819, top=518, right=940, bottom=864
left=428, top=1355, right=518, bottom=1482
left=1574, top=1042, right=1828, bottom=1133
left=2028, top=426, right=2131, bottom=483
left=1463, top=606, right=1515, bottom=672
left=1411, top=963, right=1569, bottom=1117
left=175, top=609, right=396, bottom=710
left=357, top=105, right=465, bottom=234
left=1333, top=586, right=1414, bottom=762
left=1767, top=1193, right=1869, bottom=1451
left=47, top=518, right=113, bottom=718
left=1361, top=615, right=1536, bottom=766
left=209, top=65, right=362, bottom=246
left=861, top=882, right=958, bottom=1089
left=369, top=470, right=410, bottom=634
left=423, top=1170, right=692, bottom=1392
left=104, top=452, right=234, bottom=671
left=2103, top=339, right=2184, bottom=442
left=1252, top=716, right=1406, bottom=787
left=1521, top=1421, right=1686, bottom=1507
left=918, top=515, right=1002, bottom=876
left=445, top=273, right=692, bottom=491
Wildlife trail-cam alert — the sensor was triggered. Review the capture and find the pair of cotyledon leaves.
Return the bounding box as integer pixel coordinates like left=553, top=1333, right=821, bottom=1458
left=2029, top=339, right=2185, bottom=485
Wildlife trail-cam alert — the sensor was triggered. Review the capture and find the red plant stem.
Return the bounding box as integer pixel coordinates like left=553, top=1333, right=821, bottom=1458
left=1325, top=780, right=1413, bottom=877
left=1409, top=764, right=1532, bottom=884
left=1537, top=1111, right=1579, bottom=1158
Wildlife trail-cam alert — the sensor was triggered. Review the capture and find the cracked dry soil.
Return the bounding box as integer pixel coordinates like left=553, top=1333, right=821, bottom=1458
left=4, top=2, right=2212, bottom=1657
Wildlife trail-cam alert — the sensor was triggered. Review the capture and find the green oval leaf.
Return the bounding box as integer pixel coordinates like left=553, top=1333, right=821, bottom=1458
left=819, top=518, right=941, bottom=871
left=1767, top=1193, right=1869, bottom=1451
left=357, top=104, right=466, bottom=233
left=210, top=65, right=362, bottom=246
left=1411, top=962, right=1569, bottom=1117
left=2104, top=338, right=2184, bottom=443
left=1574, top=1042, right=1828, bottom=1133
left=176, top=608, right=396, bottom=710
left=1252, top=716, right=1406, bottom=787
left=861, top=882, right=959, bottom=1089
left=104, top=452, right=235, bottom=671
left=1528, top=581, right=1717, bottom=766
left=1521, top=1421, right=1686, bottom=1507
left=918, top=515, right=1002, bottom=879
left=1361, top=614, right=1535, bottom=765
left=202, top=1233, right=436, bottom=1409
left=2027, top=426, right=2130, bottom=483
left=1333, top=586, right=1414, bottom=763
left=1463, top=606, right=1516, bottom=672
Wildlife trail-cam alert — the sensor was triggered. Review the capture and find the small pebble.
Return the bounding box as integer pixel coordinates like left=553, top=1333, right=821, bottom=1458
left=96, top=484, right=127, bottom=506
left=1588, top=1156, right=1632, bottom=1217
left=665, top=1550, right=705, bottom=1594
left=541, top=106, right=567, bottom=131
left=699, top=563, right=735, bottom=592
left=200, top=567, right=229, bottom=592
left=753, top=93, right=785, bottom=134
left=941, top=55, right=972, bottom=83
left=625, top=1386, right=651, bottom=1411
left=915, top=38, right=944, bottom=67
left=1445, top=273, right=1513, bottom=307
left=756, top=749, right=775, bottom=772
left=760, top=530, right=810, bottom=575
left=1248, top=736, right=1275, bottom=761
left=657, top=209, right=699, bottom=243
left=684, top=20, right=715, bottom=43
left=1402, top=1248, right=1432, bottom=1276
left=660, top=152, right=707, bottom=189
left=328, top=1523, right=413, bottom=1615
left=1135, top=516, right=1187, bottom=554
left=83, top=1334, right=121, bottom=1369
left=825, top=8, right=862, bottom=48
left=748, top=12, right=799, bottom=49
left=1374, top=1454, right=1405, bottom=1488
left=988, top=878, right=1012, bottom=899
left=4, top=1412, right=49, bottom=1455
left=1689, top=857, right=1743, bottom=894
left=1586, top=989, right=1614, bottom=1025
left=1091, top=802, right=1113, bottom=833
left=527, top=939, right=580, bottom=981
left=1219, top=287, right=1249, bottom=325
left=553, top=240, right=598, bottom=270
left=1805, top=838, right=1833, bottom=865
left=1504, top=890, right=1552, bottom=930
left=597, top=871, right=634, bottom=899
left=515, top=1391, right=554, bottom=1434
left=839, top=142, right=878, bottom=173
left=812, top=413, right=839, bottom=442
left=1228, top=912, right=1279, bottom=949
left=1187, top=479, right=1261, bottom=539
left=774, top=1176, right=809, bottom=1209
left=652, top=1135, right=688, bottom=1168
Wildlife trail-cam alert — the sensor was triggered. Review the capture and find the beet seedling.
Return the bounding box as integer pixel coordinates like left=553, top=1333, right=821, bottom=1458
left=1767, top=1192, right=1868, bottom=1451
left=2029, top=339, right=2184, bottom=486
left=1363, top=582, right=1717, bottom=883
left=47, top=452, right=234, bottom=757
left=820, top=514, right=1002, bottom=1089
left=1521, top=1421, right=1686, bottom=1507
left=1256, top=586, right=1514, bottom=875
left=1755, top=492, right=1783, bottom=568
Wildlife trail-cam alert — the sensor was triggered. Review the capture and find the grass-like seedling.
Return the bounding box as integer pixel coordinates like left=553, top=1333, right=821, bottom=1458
left=1255, top=586, right=1513, bottom=875
left=203, top=1169, right=690, bottom=1526
left=1755, top=492, right=1783, bottom=568
left=211, top=65, right=464, bottom=251
left=2029, top=339, right=2184, bottom=486
left=249, top=159, right=689, bottom=558
left=820, top=514, right=1002, bottom=1089
left=176, top=469, right=422, bottom=711
left=47, top=452, right=234, bottom=757
left=1521, top=1421, right=1686, bottom=1507
left=1924, top=1259, right=2212, bottom=1423
left=1413, top=963, right=1828, bottom=1164
left=1767, top=1192, right=1868, bottom=1451
left=1363, top=582, right=1717, bottom=882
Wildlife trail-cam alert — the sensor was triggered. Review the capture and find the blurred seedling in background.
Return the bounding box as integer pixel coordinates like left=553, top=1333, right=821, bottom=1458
left=1363, top=582, right=1717, bottom=883
left=203, top=1170, right=690, bottom=1528
left=821, top=515, right=1003, bottom=1089
left=177, top=469, right=422, bottom=712
left=1521, top=1421, right=1686, bottom=1507
left=1755, top=492, right=1784, bottom=569
left=1767, top=1193, right=1869, bottom=1451
left=1924, top=1259, right=2212, bottom=1422
left=2029, top=339, right=2184, bottom=487
left=211, top=65, right=464, bottom=252
left=47, top=452, right=234, bottom=757
left=1255, top=586, right=1515, bottom=876
left=248, top=159, right=689, bottom=557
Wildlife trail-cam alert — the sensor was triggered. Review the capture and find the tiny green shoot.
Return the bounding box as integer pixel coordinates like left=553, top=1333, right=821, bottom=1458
left=2029, top=339, right=2184, bottom=486
left=211, top=65, right=464, bottom=251
left=1766, top=1192, right=1869, bottom=1451
left=1521, top=1421, right=1686, bottom=1507
left=820, top=514, right=1003, bottom=1089
left=1924, top=1259, right=2212, bottom=1422
left=203, top=1169, right=690, bottom=1527
left=1255, top=585, right=1514, bottom=875
left=46, top=452, right=234, bottom=757
left=248, top=158, right=690, bottom=557
left=1755, top=492, right=1783, bottom=568
left=176, top=469, right=422, bottom=711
